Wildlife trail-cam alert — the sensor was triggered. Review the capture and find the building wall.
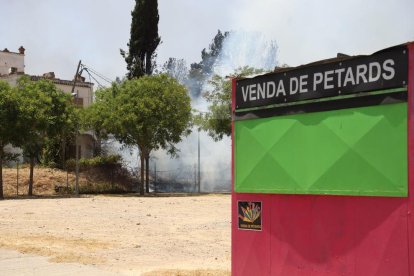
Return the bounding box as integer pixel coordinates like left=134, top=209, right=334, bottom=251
left=0, top=50, right=24, bottom=76
left=55, top=83, right=93, bottom=108
left=56, top=82, right=95, bottom=158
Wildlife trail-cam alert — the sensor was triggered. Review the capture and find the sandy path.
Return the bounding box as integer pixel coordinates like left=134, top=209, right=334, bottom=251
left=0, top=194, right=231, bottom=275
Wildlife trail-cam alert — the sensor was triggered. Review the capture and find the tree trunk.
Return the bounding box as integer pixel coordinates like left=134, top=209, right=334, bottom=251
left=95, top=136, right=102, bottom=157
left=145, top=154, right=149, bottom=193
left=140, top=53, right=146, bottom=75
left=61, top=137, right=66, bottom=169
left=94, top=131, right=102, bottom=157
left=146, top=53, right=152, bottom=75
left=139, top=151, right=145, bottom=195
left=0, top=148, right=4, bottom=200
left=28, top=156, right=35, bottom=196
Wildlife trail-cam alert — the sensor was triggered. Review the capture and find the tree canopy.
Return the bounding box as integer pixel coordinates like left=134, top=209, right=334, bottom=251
left=95, top=74, right=191, bottom=194
left=162, top=58, right=188, bottom=85
left=16, top=76, right=77, bottom=195
left=198, top=66, right=265, bottom=141
left=187, top=30, right=229, bottom=97
left=0, top=81, right=21, bottom=199
left=120, top=0, right=161, bottom=78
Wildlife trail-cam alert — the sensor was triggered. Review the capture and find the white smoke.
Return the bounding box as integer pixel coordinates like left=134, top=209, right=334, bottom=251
left=116, top=31, right=279, bottom=192
left=214, top=31, right=278, bottom=76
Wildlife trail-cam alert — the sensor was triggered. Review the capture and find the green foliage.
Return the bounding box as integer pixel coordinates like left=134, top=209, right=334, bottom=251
left=0, top=80, right=21, bottom=198
left=81, top=86, right=113, bottom=137
left=66, top=155, right=122, bottom=171
left=78, top=182, right=129, bottom=194
left=16, top=76, right=77, bottom=159
left=199, top=30, right=228, bottom=75
left=63, top=154, right=132, bottom=195
left=120, top=0, right=161, bottom=78
left=105, top=74, right=192, bottom=194
left=0, top=81, right=20, bottom=148
left=162, top=58, right=188, bottom=84
left=199, top=66, right=266, bottom=141
left=15, top=76, right=78, bottom=195
left=109, top=74, right=192, bottom=156
left=82, top=74, right=192, bottom=192
left=80, top=86, right=116, bottom=156
left=187, top=30, right=229, bottom=97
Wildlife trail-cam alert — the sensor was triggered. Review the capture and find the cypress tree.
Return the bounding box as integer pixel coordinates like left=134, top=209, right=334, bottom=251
left=120, top=0, right=161, bottom=194
left=121, top=0, right=161, bottom=79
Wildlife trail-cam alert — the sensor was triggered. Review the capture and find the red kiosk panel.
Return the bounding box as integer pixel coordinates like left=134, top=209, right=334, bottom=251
left=232, top=42, right=414, bottom=276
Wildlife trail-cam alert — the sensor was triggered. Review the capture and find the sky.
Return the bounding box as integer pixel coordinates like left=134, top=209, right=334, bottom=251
left=1, top=0, right=414, bottom=187
left=1, top=0, right=413, bottom=83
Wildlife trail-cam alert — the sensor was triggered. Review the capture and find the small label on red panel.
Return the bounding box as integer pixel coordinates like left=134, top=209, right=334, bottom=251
left=238, top=201, right=262, bottom=231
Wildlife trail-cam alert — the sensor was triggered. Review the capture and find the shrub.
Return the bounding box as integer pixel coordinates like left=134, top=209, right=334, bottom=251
left=65, top=155, right=122, bottom=171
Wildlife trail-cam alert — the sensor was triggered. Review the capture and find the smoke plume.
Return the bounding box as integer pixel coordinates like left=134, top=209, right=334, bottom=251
left=118, top=31, right=279, bottom=192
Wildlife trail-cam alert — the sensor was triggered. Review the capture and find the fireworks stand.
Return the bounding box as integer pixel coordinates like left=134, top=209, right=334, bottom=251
left=232, top=42, right=414, bottom=275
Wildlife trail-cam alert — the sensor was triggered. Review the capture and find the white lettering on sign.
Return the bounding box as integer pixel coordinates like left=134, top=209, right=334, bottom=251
left=313, top=72, right=323, bottom=91
left=369, top=62, right=381, bottom=82
left=267, top=81, right=276, bottom=97
left=290, top=77, right=298, bottom=95
left=242, top=86, right=249, bottom=102
left=343, top=67, right=355, bottom=86
left=299, top=75, right=308, bottom=93
left=324, top=70, right=334, bottom=89
left=276, top=80, right=285, bottom=97
left=382, top=59, right=395, bottom=80
left=257, top=83, right=265, bottom=100
left=335, top=68, right=345, bottom=87
left=356, top=64, right=368, bottom=84
left=238, top=58, right=401, bottom=104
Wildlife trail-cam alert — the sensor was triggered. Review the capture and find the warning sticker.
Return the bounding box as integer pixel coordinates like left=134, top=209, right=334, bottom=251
left=238, top=201, right=262, bottom=231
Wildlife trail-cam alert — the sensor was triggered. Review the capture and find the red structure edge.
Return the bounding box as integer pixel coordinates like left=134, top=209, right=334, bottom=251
left=407, top=42, right=414, bottom=276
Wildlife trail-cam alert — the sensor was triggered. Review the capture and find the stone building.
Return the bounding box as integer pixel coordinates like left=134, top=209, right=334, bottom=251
left=0, top=46, right=96, bottom=161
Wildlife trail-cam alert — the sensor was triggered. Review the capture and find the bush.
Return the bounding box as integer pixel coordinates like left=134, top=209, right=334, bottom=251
left=65, top=155, right=122, bottom=171
left=64, top=155, right=134, bottom=194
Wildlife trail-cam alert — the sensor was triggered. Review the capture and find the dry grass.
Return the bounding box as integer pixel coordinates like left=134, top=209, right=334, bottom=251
left=0, top=234, right=111, bottom=265
left=2, top=166, right=131, bottom=197
left=142, top=269, right=230, bottom=276
left=3, top=167, right=76, bottom=196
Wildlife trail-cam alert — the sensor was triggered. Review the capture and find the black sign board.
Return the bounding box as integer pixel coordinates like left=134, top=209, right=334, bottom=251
left=235, top=45, right=408, bottom=110
left=238, top=201, right=262, bottom=231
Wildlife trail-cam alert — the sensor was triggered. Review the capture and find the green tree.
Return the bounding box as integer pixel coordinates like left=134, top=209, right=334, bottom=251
left=198, top=66, right=265, bottom=141
left=42, top=99, right=78, bottom=169
left=199, top=30, right=228, bottom=75
left=109, top=74, right=191, bottom=195
left=187, top=30, right=229, bottom=97
left=0, top=81, right=21, bottom=199
left=162, top=58, right=188, bottom=84
left=120, top=0, right=161, bottom=78
left=16, top=77, right=77, bottom=196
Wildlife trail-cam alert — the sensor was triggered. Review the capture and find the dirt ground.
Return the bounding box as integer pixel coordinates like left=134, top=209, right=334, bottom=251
left=0, top=194, right=231, bottom=275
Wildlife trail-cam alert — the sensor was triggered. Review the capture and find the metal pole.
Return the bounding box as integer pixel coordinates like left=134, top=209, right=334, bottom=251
left=75, top=132, right=79, bottom=195
left=71, top=60, right=82, bottom=94
left=194, top=163, right=197, bottom=193
left=198, top=130, right=201, bottom=193
left=16, top=162, right=19, bottom=196
left=72, top=60, right=81, bottom=196
left=154, top=162, right=157, bottom=193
